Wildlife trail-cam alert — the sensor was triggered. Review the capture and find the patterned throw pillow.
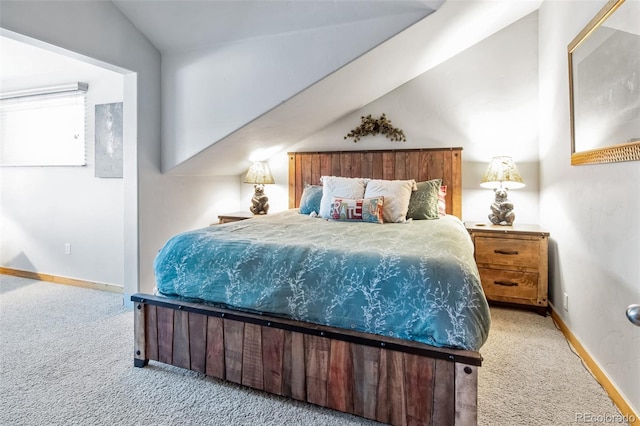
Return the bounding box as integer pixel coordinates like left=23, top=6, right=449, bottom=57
left=319, top=176, right=368, bottom=218
left=329, top=196, right=384, bottom=224
left=299, top=184, right=323, bottom=215
left=406, top=179, right=442, bottom=220
left=364, top=179, right=417, bottom=223
left=438, top=185, right=447, bottom=216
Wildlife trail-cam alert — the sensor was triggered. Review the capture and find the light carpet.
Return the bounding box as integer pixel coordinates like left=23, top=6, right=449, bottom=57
left=0, top=275, right=624, bottom=425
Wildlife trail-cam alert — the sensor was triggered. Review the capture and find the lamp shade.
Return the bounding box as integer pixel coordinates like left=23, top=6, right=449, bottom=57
left=243, top=161, right=275, bottom=185
left=480, top=156, right=525, bottom=189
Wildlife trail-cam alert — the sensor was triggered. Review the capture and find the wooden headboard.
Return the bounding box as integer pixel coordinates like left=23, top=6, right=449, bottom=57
left=288, top=147, right=462, bottom=219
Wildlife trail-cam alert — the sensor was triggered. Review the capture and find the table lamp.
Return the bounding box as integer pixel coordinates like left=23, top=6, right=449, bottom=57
left=480, top=156, right=525, bottom=225
left=244, top=161, right=275, bottom=215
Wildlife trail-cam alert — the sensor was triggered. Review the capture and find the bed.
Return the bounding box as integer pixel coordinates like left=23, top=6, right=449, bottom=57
left=132, top=147, right=489, bottom=425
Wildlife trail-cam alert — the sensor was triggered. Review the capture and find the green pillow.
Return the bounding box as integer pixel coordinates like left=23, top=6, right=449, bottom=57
left=406, top=179, right=441, bottom=220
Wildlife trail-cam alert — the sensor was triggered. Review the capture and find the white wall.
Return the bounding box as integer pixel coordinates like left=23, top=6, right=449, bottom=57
left=0, top=1, right=153, bottom=300
left=161, top=12, right=429, bottom=173
left=0, top=1, right=251, bottom=299
left=0, top=54, right=125, bottom=286
left=2, top=1, right=637, bottom=414
left=264, top=11, right=540, bottom=225
left=538, top=0, right=640, bottom=414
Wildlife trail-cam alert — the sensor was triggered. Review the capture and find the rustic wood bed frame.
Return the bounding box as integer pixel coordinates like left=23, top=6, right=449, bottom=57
left=133, top=147, right=482, bottom=425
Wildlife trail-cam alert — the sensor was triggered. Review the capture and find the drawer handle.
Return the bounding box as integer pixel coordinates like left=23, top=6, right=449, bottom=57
left=494, top=249, right=519, bottom=255
left=494, top=280, right=519, bottom=287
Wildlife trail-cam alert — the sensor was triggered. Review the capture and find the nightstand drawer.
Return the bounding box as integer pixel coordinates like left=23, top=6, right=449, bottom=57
left=478, top=267, right=538, bottom=301
left=218, top=211, right=254, bottom=224
left=475, top=237, right=539, bottom=268
left=466, top=222, right=549, bottom=314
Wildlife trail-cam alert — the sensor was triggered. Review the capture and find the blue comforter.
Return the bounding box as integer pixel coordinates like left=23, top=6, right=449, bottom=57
left=154, top=210, right=490, bottom=351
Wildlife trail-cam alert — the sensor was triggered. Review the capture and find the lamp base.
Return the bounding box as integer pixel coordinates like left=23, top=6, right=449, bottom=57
left=488, top=188, right=515, bottom=226
left=249, top=184, right=270, bottom=215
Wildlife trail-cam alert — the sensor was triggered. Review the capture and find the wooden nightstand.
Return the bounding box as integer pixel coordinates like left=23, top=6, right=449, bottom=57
left=465, top=222, right=550, bottom=315
left=217, top=211, right=254, bottom=224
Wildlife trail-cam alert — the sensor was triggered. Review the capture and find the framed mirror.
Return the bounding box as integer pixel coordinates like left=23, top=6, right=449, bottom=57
left=568, top=0, right=640, bottom=165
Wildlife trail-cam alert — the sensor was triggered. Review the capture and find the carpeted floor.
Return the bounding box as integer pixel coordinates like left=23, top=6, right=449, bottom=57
left=0, top=275, right=624, bottom=425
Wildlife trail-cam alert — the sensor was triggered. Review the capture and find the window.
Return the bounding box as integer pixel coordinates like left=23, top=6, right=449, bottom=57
left=0, top=83, right=87, bottom=166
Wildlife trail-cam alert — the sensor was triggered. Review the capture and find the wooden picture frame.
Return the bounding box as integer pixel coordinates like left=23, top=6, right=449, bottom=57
left=568, top=0, right=640, bottom=165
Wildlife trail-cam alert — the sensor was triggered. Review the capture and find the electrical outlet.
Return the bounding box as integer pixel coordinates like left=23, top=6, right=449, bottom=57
left=65, top=243, right=71, bottom=255
left=563, top=292, right=569, bottom=312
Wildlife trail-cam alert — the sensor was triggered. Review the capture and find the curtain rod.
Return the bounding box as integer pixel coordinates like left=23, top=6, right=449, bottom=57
left=0, top=82, right=88, bottom=101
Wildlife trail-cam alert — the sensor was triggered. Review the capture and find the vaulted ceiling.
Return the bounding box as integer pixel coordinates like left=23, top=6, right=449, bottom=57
left=2, top=0, right=543, bottom=176
left=113, top=0, right=446, bottom=53
left=151, top=0, right=541, bottom=176
left=113, top=0, right=451, bottom=175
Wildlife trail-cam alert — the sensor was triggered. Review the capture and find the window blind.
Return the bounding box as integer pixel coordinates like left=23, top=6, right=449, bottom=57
left=0, top=83, right=88, bottom=167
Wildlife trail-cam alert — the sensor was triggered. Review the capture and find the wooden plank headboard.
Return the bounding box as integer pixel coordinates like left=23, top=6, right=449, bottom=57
left=288, top=147, right=462, bottom=219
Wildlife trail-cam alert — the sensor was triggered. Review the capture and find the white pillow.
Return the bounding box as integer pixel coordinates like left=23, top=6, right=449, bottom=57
left=319, top=176, right=368, bottom=218
left=364, top=179, right=417, bottom=223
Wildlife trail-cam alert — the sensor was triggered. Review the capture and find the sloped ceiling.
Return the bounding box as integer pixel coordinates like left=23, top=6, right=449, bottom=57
left=2, top=1, right=543, bottom=177
left=113, top=0, right=448, bottom=176
left=161, top=0, right=542, bottom=176
left=113, top=0, right=447, bottom=52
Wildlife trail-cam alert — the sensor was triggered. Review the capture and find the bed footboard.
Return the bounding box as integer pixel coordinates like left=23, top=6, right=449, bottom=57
left=132, top=293, right=481, bottom=426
